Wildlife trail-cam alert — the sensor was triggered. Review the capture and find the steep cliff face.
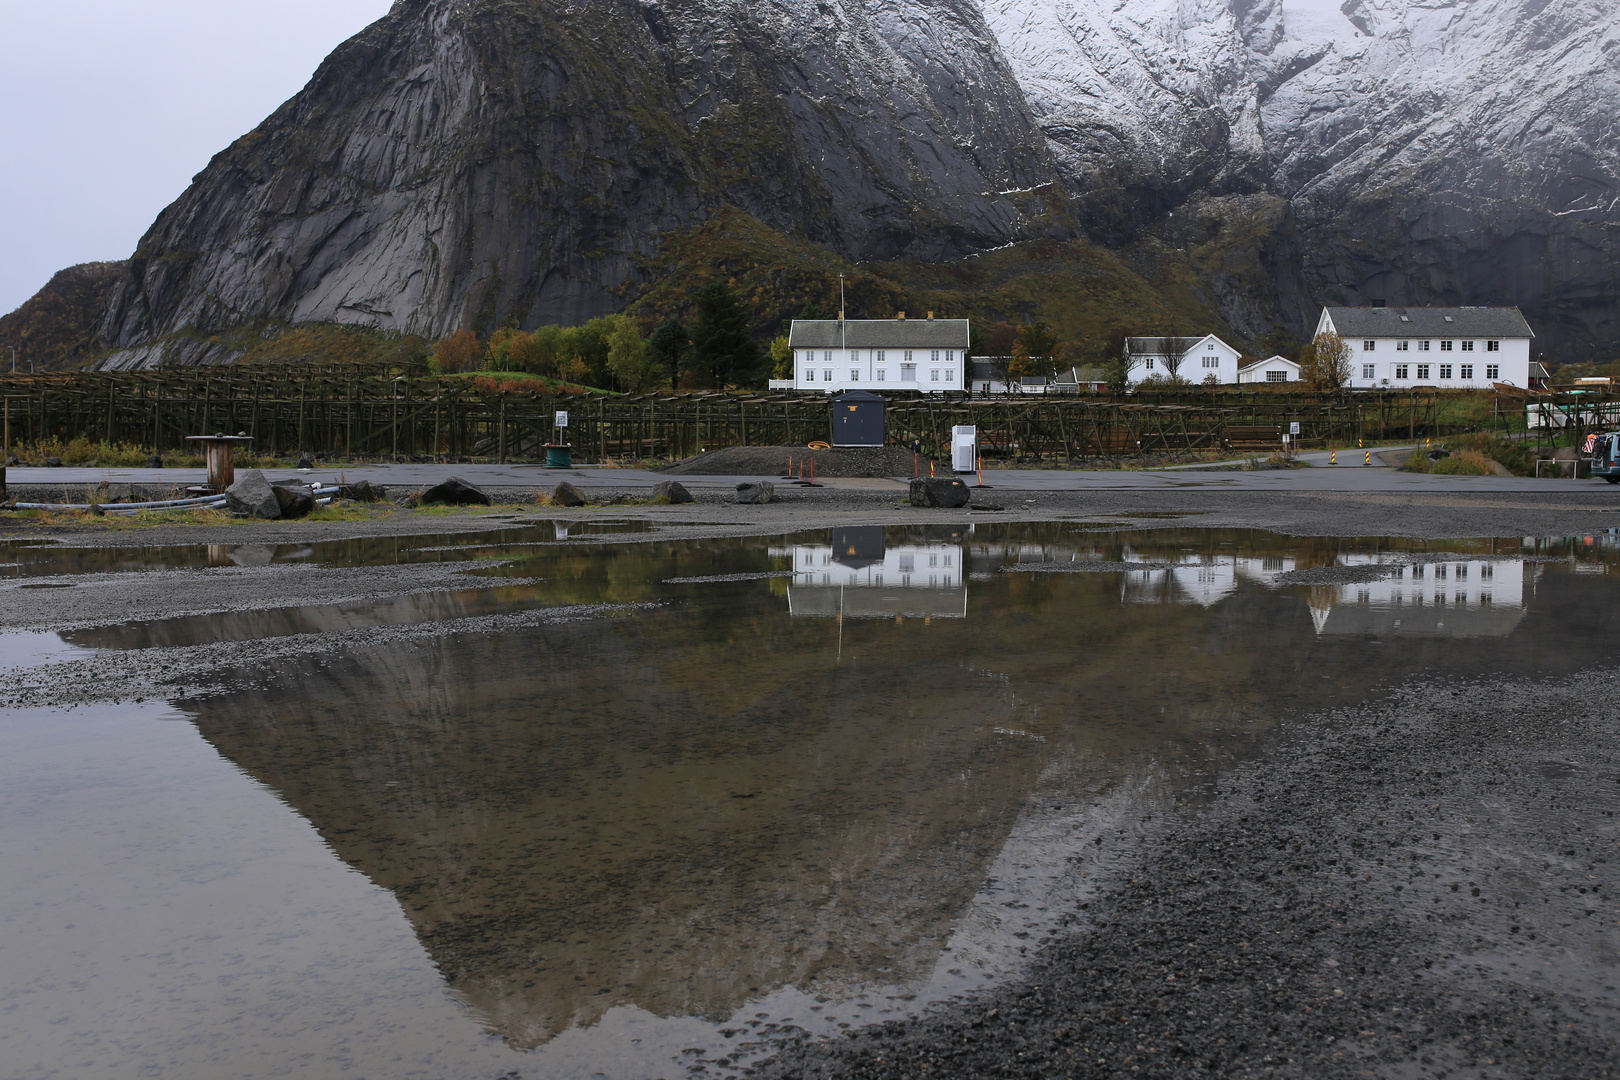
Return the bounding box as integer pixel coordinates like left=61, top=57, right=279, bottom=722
left=984, top=0, right=1620, bottom=358
left=99, top=0, right=1059, bottom=368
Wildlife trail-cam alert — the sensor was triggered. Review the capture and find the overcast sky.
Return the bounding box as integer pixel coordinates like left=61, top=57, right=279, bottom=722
left=0, top=0, right=391, bottom=315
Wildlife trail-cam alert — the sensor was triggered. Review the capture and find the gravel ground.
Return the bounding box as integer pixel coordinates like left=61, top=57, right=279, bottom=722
left=5, top=488, right=1620, bottom=553
left=661, top=445, right=920, bottom=477
left=754, top=669, right=1620, bottom=1080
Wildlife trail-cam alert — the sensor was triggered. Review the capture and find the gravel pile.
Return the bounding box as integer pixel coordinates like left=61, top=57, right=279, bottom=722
left=660, top=445, right=921, bottom=477
left=754, top=669, right=1620, bottom=1080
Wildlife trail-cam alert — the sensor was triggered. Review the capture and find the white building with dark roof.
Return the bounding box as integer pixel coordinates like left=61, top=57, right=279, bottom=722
left=1316, top=306, right=1534, bottom=390
left=1237, top=355, right=1302, bottom=385
left=785, top=315, right=968, bottom=393
left=1124, top=334, right=1242, bottom=386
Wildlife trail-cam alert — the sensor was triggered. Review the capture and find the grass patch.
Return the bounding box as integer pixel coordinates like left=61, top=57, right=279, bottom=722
left=1403, top=432, right=1530, bottom=476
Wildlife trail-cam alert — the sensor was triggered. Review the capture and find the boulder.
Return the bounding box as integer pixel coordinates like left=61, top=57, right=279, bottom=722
left=651, top=480, right=694, bottom=505
left=45, top=456, right=62, bottom=467
left=224, top=469, right=281, bottom=519
left=295, top=452, right=316, bottom=470
left=909, top=477, right=970, bottom=508
left=340, top=480, right=387, bottom=502
left=271, top=480, right=316, bottom=519
left=735, top=481, right=775, bottom=504
left=421, top=476, right=491, bottom=505
left=551, top=481, right=587, bottom=507
left=147, top=455, right=163, bottom=469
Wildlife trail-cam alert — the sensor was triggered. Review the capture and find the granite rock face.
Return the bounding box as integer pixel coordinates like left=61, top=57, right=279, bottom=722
left=985, top=0, right=1620, bottom=356
left=95, top=0, right=1058, bottom=369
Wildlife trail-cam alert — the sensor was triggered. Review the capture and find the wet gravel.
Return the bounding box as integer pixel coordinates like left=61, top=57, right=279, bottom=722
left=754, top=670, right=1620, bottom=1080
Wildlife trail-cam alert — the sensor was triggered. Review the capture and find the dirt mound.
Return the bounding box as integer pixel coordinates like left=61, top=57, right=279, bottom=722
left=660, top=445, right=921, bottom=478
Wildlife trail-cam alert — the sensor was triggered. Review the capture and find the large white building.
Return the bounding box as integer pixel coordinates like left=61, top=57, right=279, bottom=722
left=783, top=315, right=968, bottom=393
left=1317, top=306, right=1535, bottom=390
left=1124, top=335, right=1243, bottom=387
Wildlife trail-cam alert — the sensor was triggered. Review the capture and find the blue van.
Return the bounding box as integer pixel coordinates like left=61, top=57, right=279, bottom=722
left=1586, top=432, right=1620, bottom=483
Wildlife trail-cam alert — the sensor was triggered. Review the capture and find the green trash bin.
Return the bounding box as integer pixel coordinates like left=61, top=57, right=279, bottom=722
left=545, top=444, right=573, bottom=468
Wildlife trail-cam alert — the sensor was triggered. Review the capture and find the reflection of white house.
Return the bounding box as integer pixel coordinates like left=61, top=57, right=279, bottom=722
left=1308, top=556, right=1531, bottom=637
left=1121, top=554, right=1299, bottom=607
left=1237, top=356, right=1302, bottom=385
left=778, top=533, right=968, bottom=618
left=1125, top=335, right=1242, bottom=387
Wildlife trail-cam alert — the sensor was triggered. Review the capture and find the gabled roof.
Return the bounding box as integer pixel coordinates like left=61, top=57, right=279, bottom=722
left=1322, top=306, right=1534, bottom=338
left=1239, top=355, right=1301, bottom=372
left=790, top=319, right=970, bottom=349
left=1125, top=336, right=1204, bottom=357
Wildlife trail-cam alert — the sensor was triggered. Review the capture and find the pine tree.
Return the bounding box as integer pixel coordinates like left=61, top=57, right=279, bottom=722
left=689, top=284, right=764, bottom=388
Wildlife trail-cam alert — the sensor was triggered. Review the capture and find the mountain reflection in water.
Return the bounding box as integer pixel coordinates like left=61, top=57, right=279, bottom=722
left=171, top=528, right=1620, bottom=1066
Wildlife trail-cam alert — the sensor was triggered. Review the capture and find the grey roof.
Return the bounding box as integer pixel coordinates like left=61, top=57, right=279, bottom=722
left=1125, top=337, right=1205, bottom=357
left=1055, top=366, right=1109, bottom=384
left=790, top=319, right=969, bottom=349
left=1323, top=306, right=1534, bottom=339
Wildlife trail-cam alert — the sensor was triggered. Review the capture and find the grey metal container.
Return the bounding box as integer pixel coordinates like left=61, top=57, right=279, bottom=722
left=832, top=391, right=886, bottom=447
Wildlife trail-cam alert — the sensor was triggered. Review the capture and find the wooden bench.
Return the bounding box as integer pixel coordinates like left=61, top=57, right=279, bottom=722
left=1224, top=426, right=1284, bottom=452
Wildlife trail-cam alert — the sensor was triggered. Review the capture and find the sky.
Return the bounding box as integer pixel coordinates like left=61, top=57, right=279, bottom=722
left=0, top=0, right=392, bottom=316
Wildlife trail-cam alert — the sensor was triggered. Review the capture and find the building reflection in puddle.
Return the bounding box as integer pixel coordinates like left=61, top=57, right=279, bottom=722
left=1308, top=556, right=1532, bottom=637
left=777, top=527, right=967, bottom=619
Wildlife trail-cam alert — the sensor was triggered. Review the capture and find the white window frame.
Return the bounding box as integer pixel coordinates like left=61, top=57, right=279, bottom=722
left=1419, top=340, right=1431, bottom=351
left=1461, top=341, right=1474, bottom=352
left=1395, top=363, right=1409, bottom=380
left=1397, top=340, right=1409, bottom=351
left=1440, top=340, right=1453, bottom=352
left=930, top=369, right=940, bottom=382
left=1460, top=364, right=1473, bottom=380
left=1439, top=364, right=1453, bottom=379
left=1267, top=370, right=1288, bottom=383
left=1361, top=364, right=1375, bottom=380
left=1416, top=364, right=1431, bottom=379
left=823, top=369, right=833, bottom=381
left=1486, top=363, right=1500, bottom=379
left=1486, top=340, right=1500, bottom=352
left=1363, top=340, right=1376, bottom=351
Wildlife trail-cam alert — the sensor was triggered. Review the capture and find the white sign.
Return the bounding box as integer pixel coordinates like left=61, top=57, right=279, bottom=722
left=556, top=410, right=569, bottom=429
left=1289, top=422, right=1300, bottom=436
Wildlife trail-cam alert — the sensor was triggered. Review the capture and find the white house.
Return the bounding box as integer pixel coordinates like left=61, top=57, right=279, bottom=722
left=1237, top=355, right=1302, bottom=385
left=1125, top=335, right=1243, bottom=387
left=1316, top=306, right=1534, bottom=390
left=781, top=314, right=968, bottom=393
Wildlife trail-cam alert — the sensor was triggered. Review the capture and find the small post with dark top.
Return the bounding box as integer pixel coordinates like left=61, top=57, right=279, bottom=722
left=185, top=434, right=255, bottom=492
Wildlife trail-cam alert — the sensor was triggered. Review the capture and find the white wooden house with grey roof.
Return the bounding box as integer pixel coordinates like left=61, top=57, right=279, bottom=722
left=782, top=315, right=969, bottom=393
left=1317, top=306, right=1534, bottom=390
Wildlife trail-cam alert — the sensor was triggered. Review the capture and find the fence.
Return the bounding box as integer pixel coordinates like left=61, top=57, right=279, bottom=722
left=0, top=368, right=1597, bottom=464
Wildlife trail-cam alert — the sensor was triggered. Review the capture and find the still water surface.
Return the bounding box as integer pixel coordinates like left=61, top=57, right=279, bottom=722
left=4, top=524, right=1620, bottom=1079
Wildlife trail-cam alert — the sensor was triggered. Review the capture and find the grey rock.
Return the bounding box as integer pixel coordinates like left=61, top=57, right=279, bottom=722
left=271, top=480, right=315, bottom=519
left=146, top=455, right=163, bottom=469
left=421, top=476, right=491, bottom=506
left=734, top=481, right=775, bottom=505
left=651, top=481, right=694, bottom=505
left=909, top=477, right=970, bottom=508
left=550, top=482, right=587, bottom=507
left=45, top=457, right=62, bottom=467
left=224, top=470, right=281, bottom=519
left=295, top=453, right=316, bottom=470
left=339, top=480, right=387, bottom=502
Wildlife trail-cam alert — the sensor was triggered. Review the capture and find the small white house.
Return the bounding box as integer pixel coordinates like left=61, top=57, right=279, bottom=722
left=784, top=314, right=968, bottom=393
left=1125, top=335, right=1242, bottom=387
left=1237, top=355, right=1302, bottom=385
left=1316, top=306, right=1534, bottom=390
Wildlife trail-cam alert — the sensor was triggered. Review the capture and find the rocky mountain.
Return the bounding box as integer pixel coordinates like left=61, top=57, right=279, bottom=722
left=94, top=0, right=1061, bottom=369
left=0, top=262, right=128, bottom=371
left=986, top=0, right=1620, bottom=355
left=15, top=0, right=1615, bottom=369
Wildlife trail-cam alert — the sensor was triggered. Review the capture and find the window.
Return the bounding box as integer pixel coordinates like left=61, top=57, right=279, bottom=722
left=1420, top=340, right=1431, bottom=351
left=1486, top=340, right=1500, bottom=352
left=1486, top=363, right=1499, bottom=379
left=1395, top=364, right=1409, bottom=379
left=851, top=369, right=860, bottom=381
left=945, top=370, right=955, bottom=383
left=904, top=350, right=913, bottom=362
left=1145, top=358, right=1156, bottom=370
left=1460, top=364, right=1473, bottom=379
left=1363, top=340, right=1376, bottom=351
left=850, top=350, right=860, bottom=363
left=1461, top=340, right=1474, bottom=352
left=946, top=351, right=955, bottom=362
left=876, top=350, right=886, bottom=363
left=876, top=369, right=885, bottom=381
left=823, top=369, right=833, bottom=381
left=1416, top=364, right=1430, bottom=379
left=1362, top=364, right=1376, bottom=379
left=1203, top=356, right=1219, bottom=368
left=1439, top=364, right=1452, bottom=379
left=804, top=369, right=814, bottom=382
left=1440, top=340, right=1453, bottom=351
left=1267, top=370, right=1288, bottom=383
left=931, top=350, right=940, bottom=362
left=1397, top=340, right=1409, bottom=351
left=930, top=369, right=940, bottom=382
left=824, top=351, right=832, bottom=363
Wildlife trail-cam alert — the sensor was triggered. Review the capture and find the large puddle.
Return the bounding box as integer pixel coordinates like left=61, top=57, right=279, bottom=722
left=4, top=524, right=1620, bottom=1079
